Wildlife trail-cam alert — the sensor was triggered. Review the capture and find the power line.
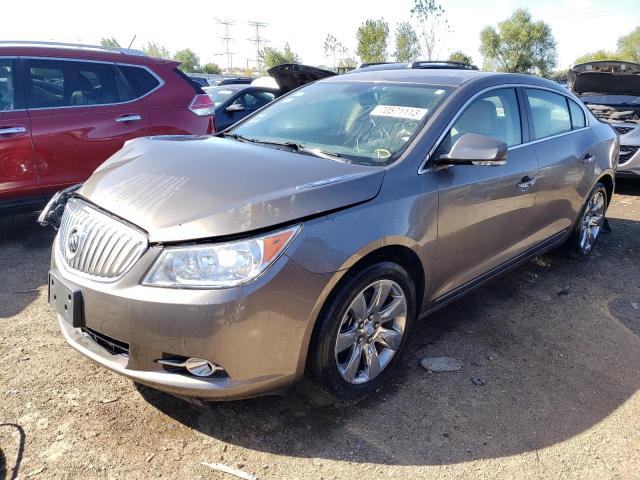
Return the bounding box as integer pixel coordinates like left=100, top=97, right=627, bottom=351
left=247, top=21, right=268, bottom=68
left=215, top=18, right=236, bottom=71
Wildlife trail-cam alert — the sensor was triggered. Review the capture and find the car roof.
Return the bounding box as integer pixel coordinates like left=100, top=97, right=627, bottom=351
left=323, top=68, right=567, bottom=92
left=206, top=84, right=274, bottom=93
left=328, top=68, right=491, bottom=87
left=0, top=42, right=176, bottom=67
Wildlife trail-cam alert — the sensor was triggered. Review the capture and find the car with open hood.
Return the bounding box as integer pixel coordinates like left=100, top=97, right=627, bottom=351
left=41, top=68, right=617, bottom=402
left=569, top=60, right=640, bottom=178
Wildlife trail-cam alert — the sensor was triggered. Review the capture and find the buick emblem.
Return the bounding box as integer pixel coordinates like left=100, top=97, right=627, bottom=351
left=66, top=227, right=82, bottom=257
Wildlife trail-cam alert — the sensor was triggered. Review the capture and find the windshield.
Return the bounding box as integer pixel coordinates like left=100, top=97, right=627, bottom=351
left=204, top=87, right=238, bottom=107
left=229, top=81, right=452, bottom=165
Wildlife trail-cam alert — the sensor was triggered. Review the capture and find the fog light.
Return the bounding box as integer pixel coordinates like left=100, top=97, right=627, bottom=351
left=156, top=356, right=222, bottom=377
left=185, top=358, right=217, bottom=377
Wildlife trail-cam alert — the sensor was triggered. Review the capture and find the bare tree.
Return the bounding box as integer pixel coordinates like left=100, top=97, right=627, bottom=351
left=411, top=0, right=450, bottom=60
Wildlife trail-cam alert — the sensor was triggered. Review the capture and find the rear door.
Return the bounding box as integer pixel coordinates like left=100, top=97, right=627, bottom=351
left=23, top=58, right=149, bottom=196
left=0, top=57, right=39, bottom=205
left=524, top=88, right=597, bottom=243
left=430, top=87, right=540, bottom=300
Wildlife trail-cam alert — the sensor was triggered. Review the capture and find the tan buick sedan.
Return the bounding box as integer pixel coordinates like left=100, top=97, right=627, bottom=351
left=41, top=67, right=618, bottom=402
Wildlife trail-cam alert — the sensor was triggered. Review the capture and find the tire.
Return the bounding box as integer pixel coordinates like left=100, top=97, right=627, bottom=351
left=562, top=182, right=608, bottom=258
left=309, top=261, right=416, bottom=401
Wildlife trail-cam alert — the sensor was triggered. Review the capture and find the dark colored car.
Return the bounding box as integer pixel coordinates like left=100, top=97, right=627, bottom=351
left=569, top=61, right=640, bottom=178
left=204, top=85, right=278, bottom=131
left=212, top=77, right=254, bottom=86
left=186, top=75, right=210, bottom=87
left=43, top=68, right=616, bottom=402
left=0, top=41, right=215, bottom=213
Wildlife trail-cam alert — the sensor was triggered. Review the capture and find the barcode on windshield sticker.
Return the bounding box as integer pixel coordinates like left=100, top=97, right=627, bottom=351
left=370, top=105, right=428, bottom=121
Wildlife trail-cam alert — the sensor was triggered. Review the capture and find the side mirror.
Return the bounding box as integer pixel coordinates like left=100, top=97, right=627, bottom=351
left=437, top=133, right=508, bottom=166
left=225, top=103, right=245, bottom=112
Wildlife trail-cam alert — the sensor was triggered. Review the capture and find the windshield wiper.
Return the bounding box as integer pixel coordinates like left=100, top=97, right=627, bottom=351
left=223, top=135, right=349, bottom=163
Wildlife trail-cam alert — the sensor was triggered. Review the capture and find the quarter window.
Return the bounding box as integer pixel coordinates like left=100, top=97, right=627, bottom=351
left=568, top=99, right=586, bottom=129
left=0, top=59, right=20, bottom=111
left=526, top=89, right=572, bottom=139
left=118, top=65, right=160, bottom=99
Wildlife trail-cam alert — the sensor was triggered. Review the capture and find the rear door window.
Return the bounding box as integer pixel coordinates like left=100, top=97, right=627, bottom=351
left=0, top=58, right=22, bottom=110
left=525, top=89, right=572, bottom=139
left=25, top=59, right=125, bottom=108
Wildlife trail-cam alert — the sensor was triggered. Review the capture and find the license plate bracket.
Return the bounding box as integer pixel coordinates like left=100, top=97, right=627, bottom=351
left=48, top=273, right=84, bottom=328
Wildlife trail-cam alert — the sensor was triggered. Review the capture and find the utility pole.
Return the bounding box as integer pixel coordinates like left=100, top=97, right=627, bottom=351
left=216, top=18, right=236, bottom=71
left=247, top=21, right=268, bottom=69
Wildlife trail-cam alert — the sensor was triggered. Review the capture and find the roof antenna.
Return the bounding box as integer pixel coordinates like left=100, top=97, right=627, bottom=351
left=127, top=34, right=137, bottom=49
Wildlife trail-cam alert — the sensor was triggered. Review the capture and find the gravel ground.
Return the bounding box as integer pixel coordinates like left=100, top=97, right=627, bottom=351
left=1, top=180, right=640, bottom=480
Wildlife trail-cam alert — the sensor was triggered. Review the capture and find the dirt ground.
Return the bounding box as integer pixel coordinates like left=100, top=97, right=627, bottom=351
left=1, top=180, right=640, bottom=480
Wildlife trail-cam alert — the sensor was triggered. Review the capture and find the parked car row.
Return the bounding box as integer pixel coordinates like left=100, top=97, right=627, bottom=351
left=0, top=41, right=215, bottom=213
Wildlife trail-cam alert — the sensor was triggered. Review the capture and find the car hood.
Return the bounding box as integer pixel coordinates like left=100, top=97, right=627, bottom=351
left=570, top=61, right=640, bottom=95
left=79, top=136, right=384, bottom=243
left=267, top=64, right=336, bottom=93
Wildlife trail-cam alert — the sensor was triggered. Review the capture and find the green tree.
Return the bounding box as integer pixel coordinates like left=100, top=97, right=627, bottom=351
left=260, top=43, right=301, bottom=69
left=356, top=19, right=389, bottom=64
left=448, top=50, right=473, bottom=65
left=394, top=22, right=421, bottom=62
left=411, top=0, right=449, bottom=60
left=547, top=70, right=569, bottom=82
left=201, top=62, right=222, bottom=74
left=173, top=49, right=200, bottom=73
left=480, top=9, right=557, bottom=76
left=574, top=49, right=622, bottom=65
left=324, top=34, right=347, bottom=70
left=100, top=37, right=121, bottom=48
left=143, top=42, right=170, bottom=59
left=617, top=26, right=640, bottom=63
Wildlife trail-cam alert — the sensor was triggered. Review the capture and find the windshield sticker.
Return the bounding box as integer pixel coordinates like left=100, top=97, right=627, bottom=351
left=370, top=105, right=428, bottom=121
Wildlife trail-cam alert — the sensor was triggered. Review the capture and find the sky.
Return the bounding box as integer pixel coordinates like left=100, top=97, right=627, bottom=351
left=3, top=0, right=640, bottom=71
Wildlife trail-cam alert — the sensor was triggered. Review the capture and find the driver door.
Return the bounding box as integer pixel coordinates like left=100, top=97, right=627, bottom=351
left=429, top=87, right=540, bottom=300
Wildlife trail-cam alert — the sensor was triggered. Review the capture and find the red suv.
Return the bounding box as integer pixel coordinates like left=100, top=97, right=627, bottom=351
left=0, top=41, right=215, bottom=213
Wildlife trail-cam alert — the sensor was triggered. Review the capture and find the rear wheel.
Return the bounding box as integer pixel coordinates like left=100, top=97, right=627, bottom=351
left=309, top=262, right=416, bottom=400
left=563, top=182, right=608, bottom=257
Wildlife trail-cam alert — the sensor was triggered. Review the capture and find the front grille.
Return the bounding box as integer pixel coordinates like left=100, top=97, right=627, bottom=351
left=82, top=327, right=129, bottom=356
left=619, top=145, right=640, bottom=164
left=613, top=126, right=635, bottom=136
left=58, top=198, right=148, bottom=280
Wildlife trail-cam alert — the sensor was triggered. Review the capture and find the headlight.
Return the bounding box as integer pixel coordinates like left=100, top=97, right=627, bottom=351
left=143, top=225, right=300, bottom=288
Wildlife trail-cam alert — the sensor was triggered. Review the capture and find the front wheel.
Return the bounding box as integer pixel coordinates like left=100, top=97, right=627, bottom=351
left=563, top=182, right=608, bottom=257
left=309, top=262, right=416, bottom=401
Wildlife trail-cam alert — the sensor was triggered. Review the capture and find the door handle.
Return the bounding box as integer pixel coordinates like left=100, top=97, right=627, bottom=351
left=581, top=154, right=594, bottom=166
left=517, top=175, right=536, bottom=191
left=115, top=114, right=142, bottom=123
left=0, top=126, right=27, bottom=136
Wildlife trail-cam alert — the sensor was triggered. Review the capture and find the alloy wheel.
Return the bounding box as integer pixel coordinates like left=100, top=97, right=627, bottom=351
left=579, top=190, right=606, bottom=253
left=334, top=279, right=407, bottom=384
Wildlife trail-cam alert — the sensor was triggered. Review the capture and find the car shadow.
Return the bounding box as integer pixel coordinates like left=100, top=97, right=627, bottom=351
left=615, top=178, right=640, bottom=196
left=0, top=423, right=26, bottom=480
left=0, top=213, right=54, bottom=319
left=138, top=216, right=640, bottom=466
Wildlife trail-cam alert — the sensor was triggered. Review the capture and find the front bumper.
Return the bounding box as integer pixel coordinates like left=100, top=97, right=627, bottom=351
left=51, top=234, right=333, bottom=400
